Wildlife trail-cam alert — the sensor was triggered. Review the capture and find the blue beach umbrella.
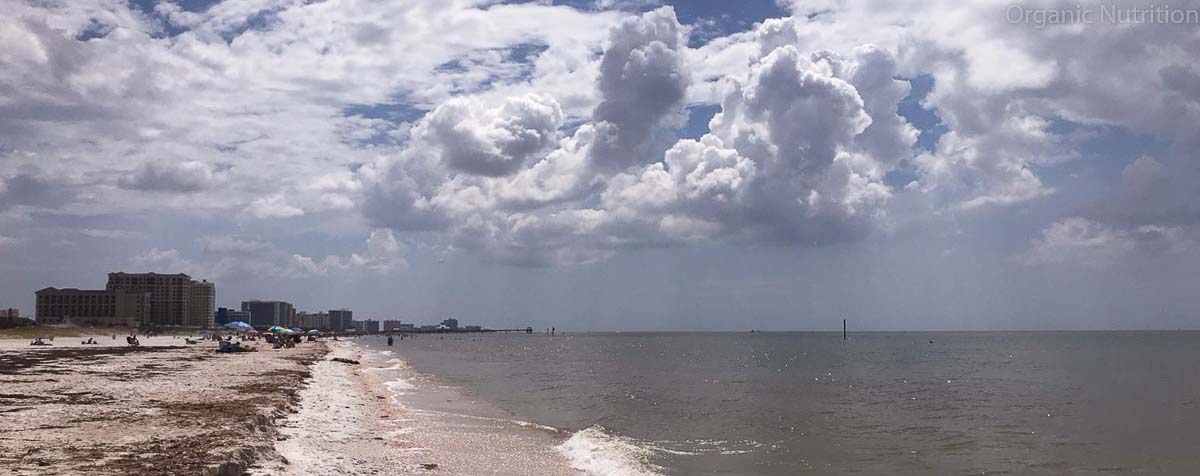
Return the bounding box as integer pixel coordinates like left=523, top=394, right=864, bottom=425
left=224, top=321, right=253, bottom=331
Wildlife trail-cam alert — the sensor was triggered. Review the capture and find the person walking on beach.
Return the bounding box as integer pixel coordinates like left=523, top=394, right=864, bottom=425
left=387, top=335, right=394, bottom=346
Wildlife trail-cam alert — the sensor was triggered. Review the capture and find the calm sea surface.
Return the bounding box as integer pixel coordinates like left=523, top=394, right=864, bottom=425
left=362, top=332, right=1200, bottom=475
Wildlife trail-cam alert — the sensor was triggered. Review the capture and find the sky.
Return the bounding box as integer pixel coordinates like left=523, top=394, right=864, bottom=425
left=2, top=0, right=1199, bottom=331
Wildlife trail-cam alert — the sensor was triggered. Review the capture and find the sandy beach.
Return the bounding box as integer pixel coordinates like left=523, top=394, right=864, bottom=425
left=0, top=335, right=325, bottom=475
left=1, top=334, right=584, bottom=476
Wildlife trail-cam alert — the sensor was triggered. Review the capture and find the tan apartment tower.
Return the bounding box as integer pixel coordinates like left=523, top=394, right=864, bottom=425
left=106, top=272, right=216, bottom=328
left=189, top=280, right=215, bottom=328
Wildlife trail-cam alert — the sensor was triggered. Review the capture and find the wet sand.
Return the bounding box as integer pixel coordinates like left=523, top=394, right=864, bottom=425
left=254, top=340, right=421, bottom=475
left=0, top=337, right=325, bottom=475
left=256, top=340, right=582, bottom=476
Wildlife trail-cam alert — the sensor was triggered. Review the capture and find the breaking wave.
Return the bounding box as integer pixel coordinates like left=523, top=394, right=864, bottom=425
left=558, top=426, right=664, bottom=476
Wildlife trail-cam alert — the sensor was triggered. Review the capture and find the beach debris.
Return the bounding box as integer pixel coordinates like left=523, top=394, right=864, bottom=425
left=331, top=357, right=360, bottom=365
left=420, top=463, right=439, bottom=470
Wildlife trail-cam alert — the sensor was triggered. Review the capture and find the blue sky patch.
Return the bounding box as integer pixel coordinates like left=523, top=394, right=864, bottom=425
left=75, top=19, right=114, bottom=42
left=680, top=104, right=721, bottom=140
left=344, top=102, right=428, bottom=124
left=897, top=74, right=947, bottom=153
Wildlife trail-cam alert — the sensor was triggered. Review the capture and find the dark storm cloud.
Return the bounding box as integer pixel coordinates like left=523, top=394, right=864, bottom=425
left=118, top=161, right=216, bottom=193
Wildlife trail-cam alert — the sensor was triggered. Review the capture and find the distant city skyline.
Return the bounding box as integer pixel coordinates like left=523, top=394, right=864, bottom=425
left=2, top=1, right=1198, bottom=331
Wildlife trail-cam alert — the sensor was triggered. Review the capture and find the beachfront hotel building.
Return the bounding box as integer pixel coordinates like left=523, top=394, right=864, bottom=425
left=329, top=309, right=352, bottom=330
left=106, top=272, right=216, bottom=328
left=354, top=319, right=380, bottom=333
left=1, top=308, right=23, bottom=327
left=242, top=300, right=295, bottom=327
left=34, top=288, right=150, bottom=327
left=189, top=280, right=215, bottom=328
left=297, top=311, right=330, bottom=330
left=383, top=319, right=404, bottom=331
left=215, top=307, right=252, bottom=325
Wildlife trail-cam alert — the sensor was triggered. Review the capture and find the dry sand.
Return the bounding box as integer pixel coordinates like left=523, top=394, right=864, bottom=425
left=0, top=336, right=325, bottom=475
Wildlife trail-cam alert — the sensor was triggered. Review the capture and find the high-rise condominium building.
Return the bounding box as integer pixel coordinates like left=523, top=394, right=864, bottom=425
left=356, top=319, right=380, bottom=333
left=106, top=272, right=215, bottom=328
left=215, top=307, right=252, bottom=325
left=329, top=309, right=353, bottom=330
left=189, top=280, right=215, bottom=328
left=383, top=320, right=404, bottom=331
left=297, top=312, right=330, bottom=330
left=242, top=300, right=295, bottom=327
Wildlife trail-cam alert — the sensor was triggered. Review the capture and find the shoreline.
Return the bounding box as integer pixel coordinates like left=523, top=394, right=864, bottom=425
left=259, top=339, right=584, bottom=476
left=0, top=336, right=326, bottom=475
left=254, top=340, right=424, bottom=475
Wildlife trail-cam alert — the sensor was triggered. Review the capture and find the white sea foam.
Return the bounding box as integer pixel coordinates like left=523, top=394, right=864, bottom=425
left=512, top=419, right=562, bottom=433
left=558, top=426, right=663, bottom=476
left=385, top=377, right=417, bottom=395
left=367, top=358, right=406, bottom=372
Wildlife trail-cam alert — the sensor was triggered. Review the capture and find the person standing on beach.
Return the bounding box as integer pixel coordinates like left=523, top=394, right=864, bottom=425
left=387, top=335, right=394, bottom=346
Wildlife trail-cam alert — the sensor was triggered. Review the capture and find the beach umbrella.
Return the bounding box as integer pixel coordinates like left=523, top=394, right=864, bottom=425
left=307, top=329, right=321, bottom=334
left=267, top=325, right=288, bottom=334
left=224, top=321, right=252, bottom=330
left=289, top=327, right=302, bottom=333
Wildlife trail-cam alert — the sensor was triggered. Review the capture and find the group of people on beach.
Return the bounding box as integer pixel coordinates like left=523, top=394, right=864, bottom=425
left=265, top=333, right=302, bottom=349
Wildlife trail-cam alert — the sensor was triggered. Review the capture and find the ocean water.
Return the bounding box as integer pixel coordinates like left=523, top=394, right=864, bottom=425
left=361, top=332, right=1200, bottom=476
